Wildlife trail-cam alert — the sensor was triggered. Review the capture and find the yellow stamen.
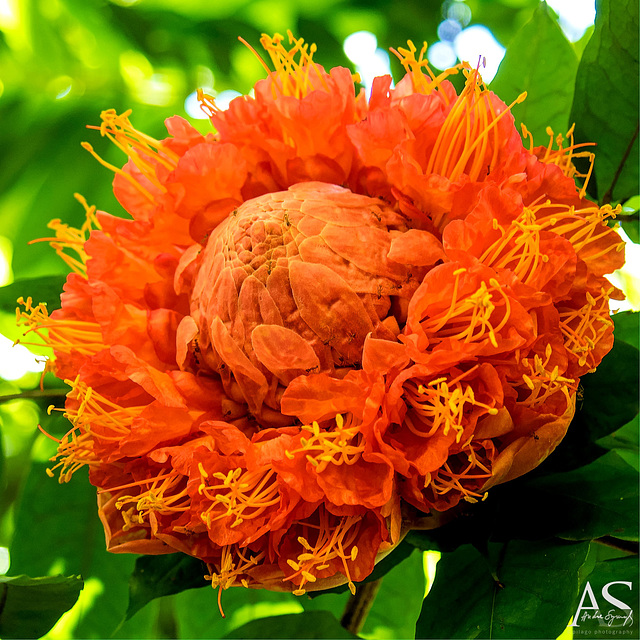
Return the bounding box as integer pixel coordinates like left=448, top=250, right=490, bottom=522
left=45, top=376, right=144, bottom=481
left=536, top=125, right=596, bottom=197
left=390, top=41, right=460, bottom=103
left=420, top=275, right=511, bottom=349
left=258, top=31, right=330, bottom=99
left=198, top=464, right=280, bottom=528
left=403, top=369, right=498, bottom=442
left=424, top=64, right=526, bottom=197
left=426, top=440, right=495, bottom=503
left=29, top=194, right=101, bottom=277
left=205, top=546, right=265, bottom=616
left=285, top=415, right=364, bottom=471
left=114, top=470, right=190, bottom=521
left=83, top=109, right=179, bottom=201
left=282, top=507, right=362, bottom=596
left=518, top=345, right=577, bottom=406
left=16, top=297, right=104, bottom=359
left=558, top=287, right=613, bottom=370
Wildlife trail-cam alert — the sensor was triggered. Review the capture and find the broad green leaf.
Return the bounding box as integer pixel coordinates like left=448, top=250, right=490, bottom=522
left=0, top=276, right=67, bottom=314
left=174, top=581, right=303, bottom=639
left=406, top=451, right=638, bottom=551
left=416, top=540, right=590, bottom=639
left=9, top=462, right=155, bottom=639
left=570, top=0, right=639, bottom=203
left=359, top=545, right=425, bottom=640
left=622, top=217, right=640, bottom=244
left=126, top=553, right=208, bottom=620
left=547, top=339, right=639, bottom=470
left=223, top=611, right=358, bottom=639
left=0, top=574, right=83, bottom=639
left=303, top=545, right=426, bottom=640
left=491, top=2, right=578, bottom=142
left=614, top=311, right=639, bottom=350
left=517, top=451, right=638, bottom=541
left=597, top=419, right=639, bottom=471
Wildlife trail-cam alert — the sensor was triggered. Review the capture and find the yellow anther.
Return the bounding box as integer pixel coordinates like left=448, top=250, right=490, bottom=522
left=287, top=558, right=300, bottom=571
left=297, top=536, right=313, bottom=551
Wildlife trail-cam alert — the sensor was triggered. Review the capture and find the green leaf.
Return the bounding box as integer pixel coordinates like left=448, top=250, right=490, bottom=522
left=303, top=545, right=426, bottom=640
left=622, top=216, right=640, bottom=243
left=126, top=553, right=208, bottom=620
left=406, top=451, right=638, bottom=551
left=416, top=540, right=590, bottom=639
left=491, top=2, right=578, bottom=142
left=174, top=582, right=303, bottom=639
left=547, top=338, right=640, bottom=470
left=0, top=574, right=83, bottom=639
left=519, top=451, right=639, bottom=541
left=614, top=311, right=639, bottom=350
left=0, top=275, right=67, bottom=314
left=9, top=462, right=155, bottom=639
left=223, top=611, right=358, bottom=639
left=570, top=0, right=639, bottom=203
left=359, top=546, right=425, bottom=640
left=597, top=419, right=639, bottom=471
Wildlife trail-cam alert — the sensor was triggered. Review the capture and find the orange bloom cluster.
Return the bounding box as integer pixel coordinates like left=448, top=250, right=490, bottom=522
left=19, top=33, right=624, bottom=601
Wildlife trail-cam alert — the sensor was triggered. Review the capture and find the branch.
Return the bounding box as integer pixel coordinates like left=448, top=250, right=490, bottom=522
left=0, top=389, right=68, bottom=404
left=602, top=120, right=639, bottom=205
left=340, top=578, right=382, bottom=636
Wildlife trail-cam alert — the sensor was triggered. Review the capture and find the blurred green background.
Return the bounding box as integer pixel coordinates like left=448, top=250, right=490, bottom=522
left=0, top=1, right=637, bottom=638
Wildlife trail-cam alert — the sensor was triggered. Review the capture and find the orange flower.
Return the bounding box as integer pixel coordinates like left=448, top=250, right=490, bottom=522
left=19, top=31, right=625, bottom=604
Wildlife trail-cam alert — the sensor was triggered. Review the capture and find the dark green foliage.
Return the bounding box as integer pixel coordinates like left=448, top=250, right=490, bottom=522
left=0, top=574, right=83, bottom=639
left=492, top=2, right=578, bottom=141
left=416, top=540, right=590, bottom=639
left=0, top=276, right=67, bottom=313
left=126, top=554, right=208, bottom=620
left=570, top=0, right=639, bottom=203
left=223, top=611, right=359, bottom=639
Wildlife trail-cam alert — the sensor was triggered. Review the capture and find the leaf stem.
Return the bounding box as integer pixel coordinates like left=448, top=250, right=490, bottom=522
left=340, top=578, right=382, bottom=635
left=0, top=389, right=68, bottom=404
left=594, top=536, right=639, bottom=555
left=601, top=120, right=639, bottom=205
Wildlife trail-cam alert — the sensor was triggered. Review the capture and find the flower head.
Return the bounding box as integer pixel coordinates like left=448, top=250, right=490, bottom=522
left=19, top=31, right=624, bottom=604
